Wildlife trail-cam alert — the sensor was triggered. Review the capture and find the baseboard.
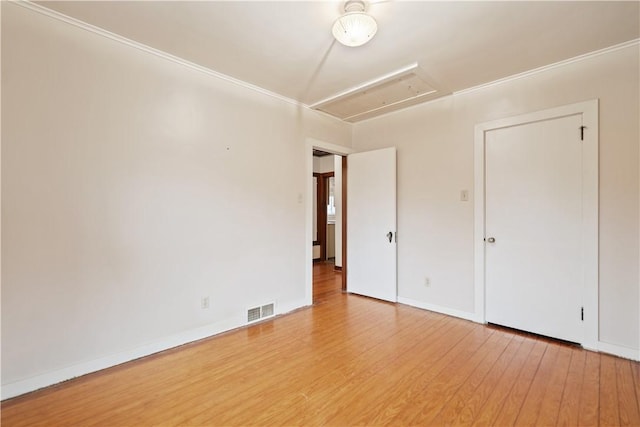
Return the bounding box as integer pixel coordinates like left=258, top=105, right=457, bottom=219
left=397, top=297, right=639, bottom=361
left=397, top=297, right=481, bottom=323
left=276, top=298, right=309, bottom=318
left=2, top=299, right=308, bottom=400
left=596, top=341, right=640, bottom=361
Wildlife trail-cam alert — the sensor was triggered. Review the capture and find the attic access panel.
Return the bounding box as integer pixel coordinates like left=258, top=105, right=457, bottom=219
left=311, top=63, right=448, bottom=122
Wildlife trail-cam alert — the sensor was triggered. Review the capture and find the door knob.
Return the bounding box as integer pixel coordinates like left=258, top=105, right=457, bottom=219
left=387, top=231, right=393, bottom=243
left=487, top=237, right=496, bottom=243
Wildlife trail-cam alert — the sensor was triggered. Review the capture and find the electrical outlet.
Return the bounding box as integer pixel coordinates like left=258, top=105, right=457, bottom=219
left=425, top=277, right=431, bottom=287
left=201, top=296, right=210, bottom=309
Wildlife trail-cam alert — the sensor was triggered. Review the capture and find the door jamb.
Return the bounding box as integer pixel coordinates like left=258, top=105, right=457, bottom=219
left=474, top=100, right=599, bottom=350
left=341, top=156, right=347, bottom=291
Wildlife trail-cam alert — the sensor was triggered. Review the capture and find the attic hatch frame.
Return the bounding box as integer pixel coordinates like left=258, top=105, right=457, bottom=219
left=310, top=63, right=448, bottom=122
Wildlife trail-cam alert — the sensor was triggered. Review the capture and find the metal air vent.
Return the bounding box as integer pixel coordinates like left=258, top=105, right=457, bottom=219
left=310, top=63, right=448, bottom=122
left=247, top=307, right=261, bottom=323
left=247, top=302, right=275, bottom=323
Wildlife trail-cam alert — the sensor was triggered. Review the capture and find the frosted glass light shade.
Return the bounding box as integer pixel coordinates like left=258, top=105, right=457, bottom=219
left=332, top=12, right=378, bottom=47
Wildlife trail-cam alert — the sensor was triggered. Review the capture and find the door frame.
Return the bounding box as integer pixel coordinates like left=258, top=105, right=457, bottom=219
left=305, top=138, right=353, bottom=306
left=473, top=99, right=599, bottom=350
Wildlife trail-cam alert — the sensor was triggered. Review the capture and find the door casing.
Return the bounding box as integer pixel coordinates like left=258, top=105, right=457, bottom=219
left=305, top=138, right=353, bottom=306
left=473, top=100, right=599, bottom=350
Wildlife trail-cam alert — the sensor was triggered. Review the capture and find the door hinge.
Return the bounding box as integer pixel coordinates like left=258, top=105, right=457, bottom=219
left=580, top=126, right=586, bottom=141
left=581, top=306, right=584, bottom=321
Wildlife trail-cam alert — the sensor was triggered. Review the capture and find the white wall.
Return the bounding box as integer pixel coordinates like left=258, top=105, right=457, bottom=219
left=352, top=44, right=640, bottom=353
left=1, top=3, right=351, bottom=397
left=313, top=155, right=335, bottom=173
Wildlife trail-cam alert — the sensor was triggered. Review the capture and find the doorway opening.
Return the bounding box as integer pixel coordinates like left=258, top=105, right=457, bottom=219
left=312, top=149, right=345, bottom=304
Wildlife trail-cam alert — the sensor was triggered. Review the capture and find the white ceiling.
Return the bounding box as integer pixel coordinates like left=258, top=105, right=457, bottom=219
left=37, top=1, right=639, bottom=119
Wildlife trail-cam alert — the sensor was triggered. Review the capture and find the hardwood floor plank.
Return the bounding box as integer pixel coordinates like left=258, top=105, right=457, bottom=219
left=80, top=309, right=355, bottom=425
left=9, top=307, right=326, bottom=425
left=447, top=334, right=525, bottom=426
left=556, top=349, right=586, bottom=426
left=633, top=362, right=640, bottom=415
left=427, top=333, right=520, bottom=425
left=401, top=330, right=504, bottom=424
left=600, top=354, right=620, bottom=426
left=469, top=336, right=536, bottom=427
left=179, top=302, right=427, bottom=425
left=578, top=350, right=601, bottom=427
left=224, top=306, right=438, bottom=426
left=326, top=316, right=469, bottom=426
left=491, top=339, right=548, bottom=426
left=513, top=342, right=560, bottom=425
left=616, top=357, right=640, bottom=426
left=536, top=344, right=573, bottom=426
left=142, top=300, right=395, bottom=425
left=316, top=317, right=469, bottom=426
left=382, top=325, right=494, bottom=425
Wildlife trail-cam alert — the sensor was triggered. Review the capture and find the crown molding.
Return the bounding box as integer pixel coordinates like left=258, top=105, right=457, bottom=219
left=353, top=38, right=639, bottom=124
left=12, top=0, right=306, bottom=109
left=454, top=38, right=640, bottom=96
left=11, top=1, right=639, bottom=124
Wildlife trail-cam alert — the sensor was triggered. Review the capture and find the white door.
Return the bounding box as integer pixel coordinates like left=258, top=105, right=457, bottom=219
left=347, top=147, right=397, bottom=302
left=485, top=114, right=583, bottom=343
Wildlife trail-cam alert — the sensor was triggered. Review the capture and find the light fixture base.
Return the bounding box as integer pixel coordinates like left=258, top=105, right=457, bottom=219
left=344, top=0, right=366, bottom=13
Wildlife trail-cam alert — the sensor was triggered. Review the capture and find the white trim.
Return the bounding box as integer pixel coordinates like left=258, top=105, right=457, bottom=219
left=1, top=298, right=307, bottom=400
left=0, top=1, right=3, bottom=399
left=276, top=298, right=308, bottom=318
left=354, top=39, right=639, bottom=125
left=305, top=143, right=314, bottom=306
left=455, top=39, right=639, bottom=96
left=12, top=0, right=303, bottom=109
left=597, top=342, right=640, bottom=362
left=306, top=138, right=354, bottom=157
left=398, top=297, right=481, bottom=323
left=309, top=63, right=421, bottom=109
left=305, top=138, right=353, bottom=306
left=474, top=99, right=599, bottom=350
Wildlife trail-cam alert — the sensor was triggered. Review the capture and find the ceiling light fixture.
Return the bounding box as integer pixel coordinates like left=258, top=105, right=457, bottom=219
left=332, top=0, right=377, bottom=47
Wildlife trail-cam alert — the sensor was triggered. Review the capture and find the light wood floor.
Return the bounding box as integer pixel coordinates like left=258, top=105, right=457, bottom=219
left=2, top=262, right=639, bottom=426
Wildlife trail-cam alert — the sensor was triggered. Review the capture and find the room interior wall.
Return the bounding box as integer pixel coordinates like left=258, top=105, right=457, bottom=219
left=313, top=155, right=335, bottom=174
left=352, top=43, right=640, bottom=355
left=1, top=2, right=351, bottom=398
